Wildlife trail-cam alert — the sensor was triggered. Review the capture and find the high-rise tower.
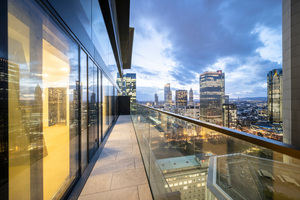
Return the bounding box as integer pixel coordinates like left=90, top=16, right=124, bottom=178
left=267, top=69, right=282, bottom=124
left=175, top=90, right=188, bottom=108
left=282, top=0, right=300, bottom=146
left=189, top=88, right=193, bottom=105
left=164, top=83, right=172, bottom=105
left=117, top=73, right=136, bottom=104
left=199, top=70, right=225, bottom=125
left=154, top=93, right=158, bottom=105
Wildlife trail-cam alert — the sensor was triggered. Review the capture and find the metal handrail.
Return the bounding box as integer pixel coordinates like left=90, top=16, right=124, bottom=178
left=137, top=104, right=300, bottom=160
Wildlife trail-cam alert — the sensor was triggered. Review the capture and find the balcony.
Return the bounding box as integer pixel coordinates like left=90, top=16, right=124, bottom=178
left=129, top=104, right=300, bottom=200
left=78, top=115, right=152, bottom=200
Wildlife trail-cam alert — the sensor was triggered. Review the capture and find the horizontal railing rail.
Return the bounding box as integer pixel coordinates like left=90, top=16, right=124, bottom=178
left=137, top=104, right=300, bottom=160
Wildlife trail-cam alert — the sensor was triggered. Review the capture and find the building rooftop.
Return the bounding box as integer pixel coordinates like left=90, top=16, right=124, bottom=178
left=157, top=155, right=200, bottom=172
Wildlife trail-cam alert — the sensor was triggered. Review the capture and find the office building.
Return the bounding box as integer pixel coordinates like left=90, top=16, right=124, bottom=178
left=157, top=155, right=209, bottom=200
left=117, top=73, right=136, bottom=104
left=175, top=90, right=188, bottom=108
left=176, top=105, right=200, bottom=120
left=154, top=93, right=158, bottom=105
left=164, top=83, right=172, bottom=105
left=283, top=0, right=300, bottom=146
left=189, top=88, right=194, bottom=105
left=225, top=95, right=229, bottom=104
left=199, top=70, right=225, bottom=126
left=0, top=0, right=133, bottom=199
left=267, top=69, right=282, bottom=124
left=222, top=104, right=237, bottom=129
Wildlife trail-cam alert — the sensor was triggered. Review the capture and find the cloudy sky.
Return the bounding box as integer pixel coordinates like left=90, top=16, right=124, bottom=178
left=127, top=0, right=282, bottom=101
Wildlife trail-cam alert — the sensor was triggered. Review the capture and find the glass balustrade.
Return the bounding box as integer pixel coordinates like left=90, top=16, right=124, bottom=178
left=132, top=103, right=300, bottom=200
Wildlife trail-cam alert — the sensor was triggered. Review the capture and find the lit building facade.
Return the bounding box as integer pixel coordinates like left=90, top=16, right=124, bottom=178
left=199, top=70, right=225, bottom=126
left=189, top=88, right=194, bottom=105
left=267, top=68, right=282, bottom=124
left=164, top=83, right=172, bottom=105
left=0, top=0, right=133, bottom=199
left=222, top=104, right=237, bottom=129
left=175, top=90, right=188, bottom=108
left=117, top=73, right=136, bottom=104
left=157, top=155, right=209, bottom=200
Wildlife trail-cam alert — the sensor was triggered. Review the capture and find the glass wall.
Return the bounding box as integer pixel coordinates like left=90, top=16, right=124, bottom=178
left=4, top=0, right=119, bottom=199
left=8, top=0, right=80, bottom=199
left=80, top=49, right=88, bottom=171
left=88, top=58, right=98, bottom=158
left=98, top=70, right=102, bottom=142
left=102, top=75, right=110, bottom=135
left=109, top=84, right=114, bottom=126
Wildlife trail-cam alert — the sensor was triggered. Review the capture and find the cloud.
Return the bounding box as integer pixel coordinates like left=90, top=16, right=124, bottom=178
left=252, top=25, right=282, bottom=64
left=129, top=0, right=282, bottom=100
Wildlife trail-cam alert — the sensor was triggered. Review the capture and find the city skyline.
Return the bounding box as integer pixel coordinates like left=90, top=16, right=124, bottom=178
left=128, top=0, right=282, bottom=101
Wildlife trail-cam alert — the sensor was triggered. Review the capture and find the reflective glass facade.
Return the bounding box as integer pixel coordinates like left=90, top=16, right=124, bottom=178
left=164, top=83, right=172, bottom=105
left=222, top=104, right=237, bottom=129
left=199, top=70, right=225, bottom=126
left=267, top=68, right=282, bottom=124
left=189, top=88, right=193, bottom=105
left=117, top=73, right=136, bottom=103
left=0, top=0, right=121, bottom=199
left=175, top=90, right=188, bottom=108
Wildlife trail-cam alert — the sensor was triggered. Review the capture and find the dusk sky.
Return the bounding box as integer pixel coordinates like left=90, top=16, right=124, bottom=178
left=128, top=0, right=282, bottom=101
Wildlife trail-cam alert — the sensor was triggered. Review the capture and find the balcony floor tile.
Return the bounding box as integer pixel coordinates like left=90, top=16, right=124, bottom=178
left=79, top=115, right=152, bottom=200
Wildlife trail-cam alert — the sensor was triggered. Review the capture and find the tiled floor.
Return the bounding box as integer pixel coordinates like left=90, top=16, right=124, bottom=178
left=79, top=115, right=153, bottom=200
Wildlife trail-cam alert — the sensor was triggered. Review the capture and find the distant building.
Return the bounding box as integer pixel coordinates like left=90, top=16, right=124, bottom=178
left=175, top=90, right=188, bottom=108
left=117, top=73, right=136, bottom=104
left=189, top=88, right=194, bottom=105
left=154, top=93, right=158, bottom=105
left=222, top=104, right=237, bottom=129
left=164, top=83, right=172, bottom=105
left=225, top=95, right=229, bottom=104
left=176, top=105, right=200, bottom=120
left=267, top=69, right=282, bottom=124
left=200, top=70, right=225, bottom=126
left=157, top=155, right=209, bottom=200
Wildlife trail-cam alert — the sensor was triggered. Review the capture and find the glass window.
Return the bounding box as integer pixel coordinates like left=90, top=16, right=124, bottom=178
left=102, top=75, right=110, bottom=135
left=8, top=0, right=79, bottom=199
left=98, top=69, right=102, bottom=142
left=91, top=0, right=110, bottom=66
left=80, top=49, right=88, bottom=171
left=88, top=58, right=98, bottom=158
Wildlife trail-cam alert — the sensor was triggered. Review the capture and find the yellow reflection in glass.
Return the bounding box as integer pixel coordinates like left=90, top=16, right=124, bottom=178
left=8, top=12, right=31, bottom=200
left=42, top=38, right=70, bottom=200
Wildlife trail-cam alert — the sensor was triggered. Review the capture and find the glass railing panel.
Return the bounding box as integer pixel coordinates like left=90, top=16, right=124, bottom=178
left=132, top=105, right=151, bottom=177
left=149, top=110, right=175, bottom=200
left=132, top=104, right=300, bottom=200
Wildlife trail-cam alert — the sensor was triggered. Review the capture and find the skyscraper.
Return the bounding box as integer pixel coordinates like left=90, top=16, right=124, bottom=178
left=267, top=69, right=282, bottom=124
left=117, top=73, right=136, bottom=104
left=199, top=70, right=225, bottom=125
left=164, top=83, right=172, bottom=105
left=224, top=95, right=229, bottom=104
left=222, top=104, right=237, bottom=129
left=175, top=90, right=187, bottom=108
left=154, top=93, right=158, bottom=105
left=283, top=0, right=300, bottom=146
left=189, top=88, right=194, bottom=105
